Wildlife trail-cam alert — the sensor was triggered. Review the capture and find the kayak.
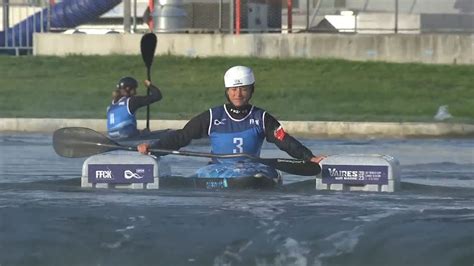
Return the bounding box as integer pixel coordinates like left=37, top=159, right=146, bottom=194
left=111, top=131, right=283, bottom=190
left=53, top=127, right=302, bottom=190
left=161, top=161, right=282, bottom=190
left=81, top=153, right=282, bottom=190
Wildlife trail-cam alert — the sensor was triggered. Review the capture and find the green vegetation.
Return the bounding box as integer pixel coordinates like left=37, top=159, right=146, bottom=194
left=0, top=55, right=472, bottom=122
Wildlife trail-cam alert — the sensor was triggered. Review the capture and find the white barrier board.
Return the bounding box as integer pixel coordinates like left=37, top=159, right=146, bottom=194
left=81, top=153, right=170, bottom=189
left=316, top=154, right=401, bottom=192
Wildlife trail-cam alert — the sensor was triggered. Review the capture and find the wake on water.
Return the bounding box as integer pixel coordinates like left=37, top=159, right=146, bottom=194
left=0, top=133, right=473, bottom=266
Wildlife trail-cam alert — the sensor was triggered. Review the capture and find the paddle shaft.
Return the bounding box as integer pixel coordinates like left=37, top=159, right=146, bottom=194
left=146, top=67, right=151, bottom=130
left=53, top=127, right=321, bottom=176
left=104, top=144, right=273, bottom=161
left=88, top=142, right=319, bottom=176
left=88, top=141, right=258, bottom=159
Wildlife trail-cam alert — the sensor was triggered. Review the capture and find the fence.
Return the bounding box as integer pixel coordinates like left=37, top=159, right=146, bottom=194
left=1, top=0, right=473, bottom=55
left=181, top=0, right=473, bottom=34
left=304, top=0, right=474, bottom=34
left=0, top=0, right=122, bottom=55
left=0, top=0, right=51, bottom=55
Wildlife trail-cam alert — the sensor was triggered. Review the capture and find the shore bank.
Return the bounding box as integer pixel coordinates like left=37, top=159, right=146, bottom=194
left=1, top=118, right=473, bottom=138
left=2, top=56, right=473, bottom=123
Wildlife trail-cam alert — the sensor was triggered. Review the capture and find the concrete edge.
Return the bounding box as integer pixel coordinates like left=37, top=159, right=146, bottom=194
left=1, top=118, right=474, bottom=138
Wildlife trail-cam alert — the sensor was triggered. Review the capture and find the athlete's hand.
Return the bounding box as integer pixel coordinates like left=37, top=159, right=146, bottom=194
left=310, top=155, right=327, bottom=164
left=137, top=143, right=151, bottom=155
left=144, top=80, right=152, bottom=87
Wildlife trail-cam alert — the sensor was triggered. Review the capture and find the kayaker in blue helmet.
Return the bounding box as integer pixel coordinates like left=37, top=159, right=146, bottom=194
left=107, top=76, right=162, bottom=139
left=137, top=66, right=325, bottom=165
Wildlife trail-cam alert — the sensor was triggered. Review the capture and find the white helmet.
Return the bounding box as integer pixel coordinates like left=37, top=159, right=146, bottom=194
left=224, top=66, right=255, bottom=88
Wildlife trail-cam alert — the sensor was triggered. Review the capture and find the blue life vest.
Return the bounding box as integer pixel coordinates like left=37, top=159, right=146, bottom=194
left=106, top=97, right=138, bottom=139
left=208, top=105, right=266, bottom=163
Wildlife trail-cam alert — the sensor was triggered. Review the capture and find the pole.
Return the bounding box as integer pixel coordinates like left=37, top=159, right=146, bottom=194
left=306, top=0, right=309, bottom=31
left=287, top=0, right=292, bottom=33
left=133, top=0, right=137, bottom=33
left=123, top=0, right=131, bottom=33
left=229, top=0, right=234, bottom=34
left=3, top=0, right=9, bottom=46
left=3, top=0, right=10, bottom=32
left=148, top=0, right=154, bottom=31
left=218, top=0, right=223, bottom=32
left=47, top=0, right=55, bottom=32
left=235, top=0, right=240, bottom=34
left=394, top=0, right=398, bottom=33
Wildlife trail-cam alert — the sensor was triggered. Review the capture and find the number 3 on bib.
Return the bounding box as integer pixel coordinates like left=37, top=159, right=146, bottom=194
left=233, top=137, right=243, bottom=153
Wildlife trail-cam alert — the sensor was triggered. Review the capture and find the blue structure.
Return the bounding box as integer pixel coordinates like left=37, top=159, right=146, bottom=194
left=0, top=0, right=121, bottom=49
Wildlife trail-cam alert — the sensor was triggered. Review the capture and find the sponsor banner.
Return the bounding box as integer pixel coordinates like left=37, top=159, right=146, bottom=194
left=322, top=165, right=388, bottom=185
left=88, top=164, right=154, bottom=184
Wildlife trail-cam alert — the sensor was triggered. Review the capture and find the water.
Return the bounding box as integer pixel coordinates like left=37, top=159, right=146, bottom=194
left=0, top=133, right=473, bottom=266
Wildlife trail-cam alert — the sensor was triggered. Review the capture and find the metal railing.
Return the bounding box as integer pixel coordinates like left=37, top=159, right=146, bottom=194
left=304, top=0, right=474, bottom=34
left=0, top=0, right=51, bottom=55
left=152, top=0, right=473, bottom=34
left=1, top=0, right=473, bottom=55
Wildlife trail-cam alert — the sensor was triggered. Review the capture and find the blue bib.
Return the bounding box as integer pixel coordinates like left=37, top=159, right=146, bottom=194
left=106, top=97, right=138, bottom=139
left=208, top=105, right=266, bottom=163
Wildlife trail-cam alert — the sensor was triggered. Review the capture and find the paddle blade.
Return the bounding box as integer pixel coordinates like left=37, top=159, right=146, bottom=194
left=52, top=127, right=120, bottom=158
left=260, top=158, right=321, bottom=176
left=140, top=33, right=157, bottom=69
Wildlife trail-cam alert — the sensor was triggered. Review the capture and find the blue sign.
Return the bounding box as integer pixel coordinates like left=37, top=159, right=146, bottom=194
left=322, top=165, right=388, bottom=185
left=88, top=164, right=154, bottom=184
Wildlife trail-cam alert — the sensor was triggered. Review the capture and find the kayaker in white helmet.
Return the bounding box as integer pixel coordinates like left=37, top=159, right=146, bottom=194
left=137, top=66, right=325, bottom=166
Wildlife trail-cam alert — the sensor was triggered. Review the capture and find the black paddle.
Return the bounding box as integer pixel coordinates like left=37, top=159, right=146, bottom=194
left=52, top=127, right=321, bottom=176
left=140, top=32, right=157, bottom=131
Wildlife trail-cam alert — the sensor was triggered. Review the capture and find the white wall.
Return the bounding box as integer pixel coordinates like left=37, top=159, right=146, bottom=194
left=33, top=32, right=474, bottom=65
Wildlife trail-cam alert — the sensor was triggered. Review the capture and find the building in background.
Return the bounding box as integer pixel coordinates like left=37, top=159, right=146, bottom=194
left=1, top=0, right=473, bottom=55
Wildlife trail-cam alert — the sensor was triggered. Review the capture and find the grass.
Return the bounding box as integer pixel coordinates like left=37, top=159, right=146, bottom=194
left=0, top=55, right=473, bottom=123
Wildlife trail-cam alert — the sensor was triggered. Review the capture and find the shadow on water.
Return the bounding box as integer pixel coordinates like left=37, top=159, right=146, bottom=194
left=2, top=177, right=473, bottom=197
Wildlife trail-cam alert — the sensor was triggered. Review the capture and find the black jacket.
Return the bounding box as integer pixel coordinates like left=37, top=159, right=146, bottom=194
left=151, top=104, right=315, bottom=161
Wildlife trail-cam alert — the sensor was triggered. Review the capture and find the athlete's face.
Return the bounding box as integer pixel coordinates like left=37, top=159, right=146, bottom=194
left=122, top=87, right=137, bottom=97
left=226, top=85, right=252, bottom=107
